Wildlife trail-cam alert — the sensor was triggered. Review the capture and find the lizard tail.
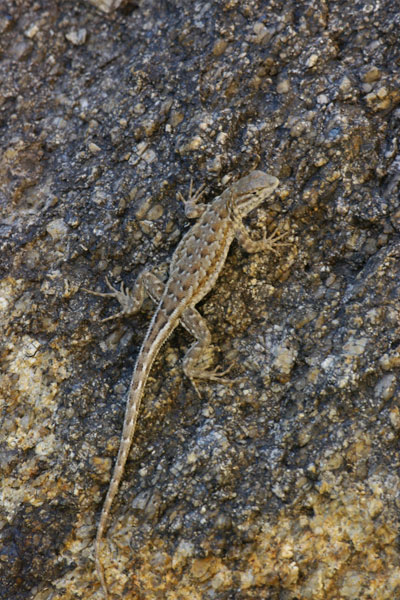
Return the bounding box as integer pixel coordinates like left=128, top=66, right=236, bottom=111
left=95, top=307, right=177, bottom=597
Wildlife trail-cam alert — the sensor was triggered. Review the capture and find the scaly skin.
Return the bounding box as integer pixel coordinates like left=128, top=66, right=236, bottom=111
left=87, top=171, right=283, bottom=597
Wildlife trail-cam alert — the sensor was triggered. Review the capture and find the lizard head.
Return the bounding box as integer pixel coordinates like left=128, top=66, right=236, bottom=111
left=230, top=170, right=279, bottom=217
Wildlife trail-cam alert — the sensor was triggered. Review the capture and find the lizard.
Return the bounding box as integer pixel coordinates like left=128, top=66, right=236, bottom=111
left=86, top=170, right=285, bottom=598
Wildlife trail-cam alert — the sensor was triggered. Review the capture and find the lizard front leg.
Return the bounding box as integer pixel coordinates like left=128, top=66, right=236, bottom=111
left=177, top=178, right=209, bottom=219
left=236, top=223, right=289, bottom=255
left=83, top=270, right=165, bottom=321
left=180, top=306, right=233, bottom=397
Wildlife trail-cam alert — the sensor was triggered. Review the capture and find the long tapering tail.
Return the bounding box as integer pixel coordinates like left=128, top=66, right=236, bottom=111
left=95, top=307, right=177, bottom=597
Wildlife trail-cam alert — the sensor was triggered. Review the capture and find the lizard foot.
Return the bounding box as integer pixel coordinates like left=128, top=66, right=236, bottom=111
left=188, top=364, right=236, bottom=398
left=83, top=277, right=136, bottom=322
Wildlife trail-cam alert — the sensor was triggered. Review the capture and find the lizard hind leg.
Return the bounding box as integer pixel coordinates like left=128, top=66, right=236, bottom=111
left=83, top=271, right=165, bottom=322
left=180, top=307, right=234, bottom=397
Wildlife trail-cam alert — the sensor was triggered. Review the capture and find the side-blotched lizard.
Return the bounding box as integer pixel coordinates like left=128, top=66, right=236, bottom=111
left=87, top=170, right=284, bottom=597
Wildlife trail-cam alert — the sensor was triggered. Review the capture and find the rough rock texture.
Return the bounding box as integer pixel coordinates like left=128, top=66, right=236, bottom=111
left=1, top=1, right=400, bottom=599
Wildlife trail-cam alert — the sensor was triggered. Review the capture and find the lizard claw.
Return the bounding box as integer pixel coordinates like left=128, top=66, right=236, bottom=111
left=83, top=277, right=137, bottom=322
left=188, top=364, right=236, bottom=397
left=261, top=229, right=291, bottom=254
left=178, top=179, right=208, bottom=218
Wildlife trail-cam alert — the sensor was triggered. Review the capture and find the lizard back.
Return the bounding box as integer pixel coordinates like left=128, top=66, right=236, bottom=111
left=93, top=170, right=280, bottom=598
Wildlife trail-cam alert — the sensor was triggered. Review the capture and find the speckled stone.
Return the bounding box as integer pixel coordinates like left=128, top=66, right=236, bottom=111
left=1, top=0, right=400, bottom=599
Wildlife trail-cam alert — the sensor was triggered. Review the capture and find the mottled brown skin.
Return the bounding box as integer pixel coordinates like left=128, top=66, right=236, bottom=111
left=88, top=171, right=281, bottom=597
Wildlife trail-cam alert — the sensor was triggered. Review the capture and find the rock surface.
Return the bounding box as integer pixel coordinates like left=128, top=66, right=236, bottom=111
left=1, top=1, right=400, bottom=599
